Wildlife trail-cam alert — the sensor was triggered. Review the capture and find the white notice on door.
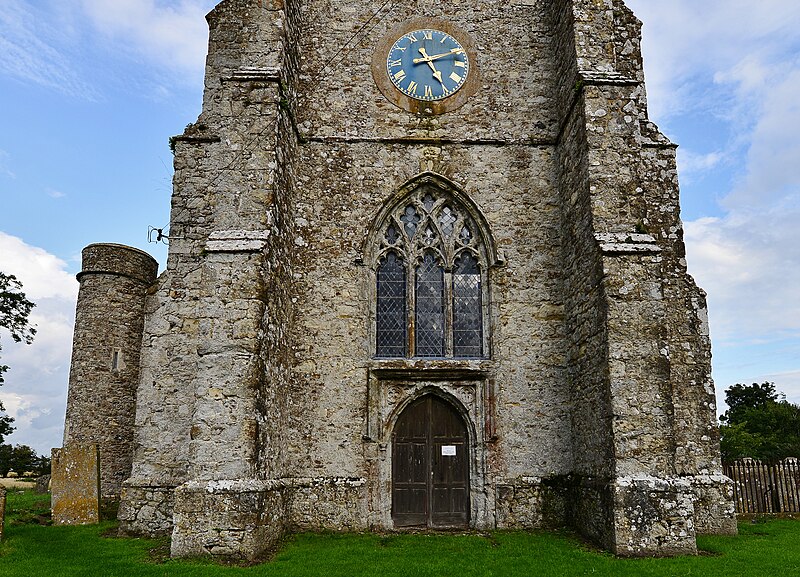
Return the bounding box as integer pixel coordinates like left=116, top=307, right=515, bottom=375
left=441, top=445, right=457, bottom=456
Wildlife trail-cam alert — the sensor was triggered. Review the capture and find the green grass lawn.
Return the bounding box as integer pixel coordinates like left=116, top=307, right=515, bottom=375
left=2, top=489, right=799, bottom=576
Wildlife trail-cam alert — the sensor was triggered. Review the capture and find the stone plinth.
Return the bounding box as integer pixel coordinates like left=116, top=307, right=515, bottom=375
left=172, top=479, right=285, bottom=562
left=610, top=476, right=698, bottom=557
left=51, top=445, right=100, bottom=525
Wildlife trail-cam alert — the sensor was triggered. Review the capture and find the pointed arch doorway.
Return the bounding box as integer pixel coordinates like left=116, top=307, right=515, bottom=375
left=392, top=394, right=470, bottom=528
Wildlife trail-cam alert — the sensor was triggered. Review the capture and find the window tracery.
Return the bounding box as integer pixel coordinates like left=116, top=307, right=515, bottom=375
left=373, top=181, right=490, bottom=359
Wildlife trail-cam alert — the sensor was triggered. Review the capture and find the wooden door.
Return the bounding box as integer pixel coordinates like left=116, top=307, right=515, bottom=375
left=392, top=395, right=470, bottom=528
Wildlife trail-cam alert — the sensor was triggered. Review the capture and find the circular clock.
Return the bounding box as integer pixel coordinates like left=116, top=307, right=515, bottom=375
left=372, top=19, right=479, bottom=114
left=385, top=29, right=470, bottom=102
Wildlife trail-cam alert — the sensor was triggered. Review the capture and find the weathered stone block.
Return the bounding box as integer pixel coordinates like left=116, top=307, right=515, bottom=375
left=495, top=476, right=570, bottom=529
left=51, top=445, right=100, bottom=526
left=689, top=474, right=738, bottom=535
left=172, top=479, right=286, bottom=561
left=118, top=482, right=176, bottom=536
left=289, top=478, right=369, bottom=532
left=35, top=474, right=51, bottom=494
left=611, top=476, right=697, bottom=557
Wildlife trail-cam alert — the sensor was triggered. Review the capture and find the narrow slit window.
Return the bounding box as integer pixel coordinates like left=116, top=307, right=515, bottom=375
left=376, top=252, right=407, bottom=357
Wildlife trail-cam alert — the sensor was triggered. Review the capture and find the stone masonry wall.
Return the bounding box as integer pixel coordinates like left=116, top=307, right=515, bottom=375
left=554, top=0, right=736, bottom=552
left=256, top=0, right=303, bottom=481
left=286, top=0, right=573, bottom=505
left=551, top=0, right=613, bottom=483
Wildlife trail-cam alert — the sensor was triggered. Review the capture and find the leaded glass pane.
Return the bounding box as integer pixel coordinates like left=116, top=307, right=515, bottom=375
left=401, top=206, right=420, bottom=238
left=415, top=252, right=445, bottom=357
left=453, top=254, right=482, bottom=358
left=376, top=252, right=406, bottom=357
left=385, top=224, right=400, bottom=245
left=439, top=207, right=457, bottom=237
left=423, top=193, right=435, bottom=212
left=459, top=225, right=472, bottom=245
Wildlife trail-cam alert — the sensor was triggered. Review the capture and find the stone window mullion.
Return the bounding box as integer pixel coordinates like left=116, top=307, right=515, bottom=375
left=444, top=268, right=454, bottom=357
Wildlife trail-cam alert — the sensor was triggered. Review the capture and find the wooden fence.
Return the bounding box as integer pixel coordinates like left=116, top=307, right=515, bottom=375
left=724, top=459, right=800, bottom=514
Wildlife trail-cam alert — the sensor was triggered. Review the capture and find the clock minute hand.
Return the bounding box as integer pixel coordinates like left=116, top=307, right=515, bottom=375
left=412, top=48, right=465, bottom=64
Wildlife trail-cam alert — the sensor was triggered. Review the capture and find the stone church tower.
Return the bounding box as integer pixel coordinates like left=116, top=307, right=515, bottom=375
left=63, top=0, right=737, bottom=560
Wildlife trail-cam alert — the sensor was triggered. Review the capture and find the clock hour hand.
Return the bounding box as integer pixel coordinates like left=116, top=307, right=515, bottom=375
left=418, top=47, right=445, bottom=86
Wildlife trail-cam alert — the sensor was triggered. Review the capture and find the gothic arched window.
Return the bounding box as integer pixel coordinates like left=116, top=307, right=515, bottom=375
left=373, top=179, right=492, bottom=359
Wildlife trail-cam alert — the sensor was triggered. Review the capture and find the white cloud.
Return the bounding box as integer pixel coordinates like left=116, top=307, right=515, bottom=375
left=0, top=0, right=98, bottom=99
left=722, top=68, right=800, bottom=210
left=629, top=0, right=800, bottom=122
left=0, top=232, right=78, bottom=454
left=626, top=0, right=800, bottom=411
left=685, top=211, right=800, bottom=343
left=0, top=1, right=214, bottom=99
left=679, top=27, right=800, bottom=347
left=79, top=0, right=215, bottom=76
left=677, top=149, right=725, bottom=177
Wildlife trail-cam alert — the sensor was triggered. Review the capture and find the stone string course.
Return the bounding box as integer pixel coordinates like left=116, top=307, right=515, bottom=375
left=60, top=0, right=737, bottom=561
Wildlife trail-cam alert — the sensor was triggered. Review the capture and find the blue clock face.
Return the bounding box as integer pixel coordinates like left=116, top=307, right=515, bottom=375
left=386, top=29, right=470, bottom=101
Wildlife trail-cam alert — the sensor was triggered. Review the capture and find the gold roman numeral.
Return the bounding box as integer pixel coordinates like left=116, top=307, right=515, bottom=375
left=449, top=72, right=462, bottom=84
left=423, top=30, right=433, bottom=40
left=388, top=59, right=402, bottom=68
left=424, top=85, right=433, bottom=98
left=455, top=60, right=466, bottom=68
left=393, top=70, right=407, bottom=82
left=407, top=80, right=418, bottom=94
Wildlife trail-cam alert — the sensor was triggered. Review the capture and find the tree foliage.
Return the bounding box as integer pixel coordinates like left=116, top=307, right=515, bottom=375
left=0, top=271, right=37, bottom=444
left=720, top=382, right=800, bottom=462
left=0, top=443, right=51, bottom=477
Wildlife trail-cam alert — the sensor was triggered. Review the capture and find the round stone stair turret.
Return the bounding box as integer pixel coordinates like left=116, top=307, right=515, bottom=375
left=63, top=244, right=158, bottom=499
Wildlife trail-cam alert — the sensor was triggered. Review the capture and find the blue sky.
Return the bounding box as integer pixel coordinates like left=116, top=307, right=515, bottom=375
left=1, top=0, right=799, bottom=455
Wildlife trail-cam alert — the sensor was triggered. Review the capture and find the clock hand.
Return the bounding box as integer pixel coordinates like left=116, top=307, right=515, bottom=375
left=412, top=48, right=465, bottom=64
left=418, top=48, right=445, bottom=86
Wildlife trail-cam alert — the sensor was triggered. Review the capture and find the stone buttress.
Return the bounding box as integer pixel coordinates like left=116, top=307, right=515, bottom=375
left=553, top=0, right=736, bottom=555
